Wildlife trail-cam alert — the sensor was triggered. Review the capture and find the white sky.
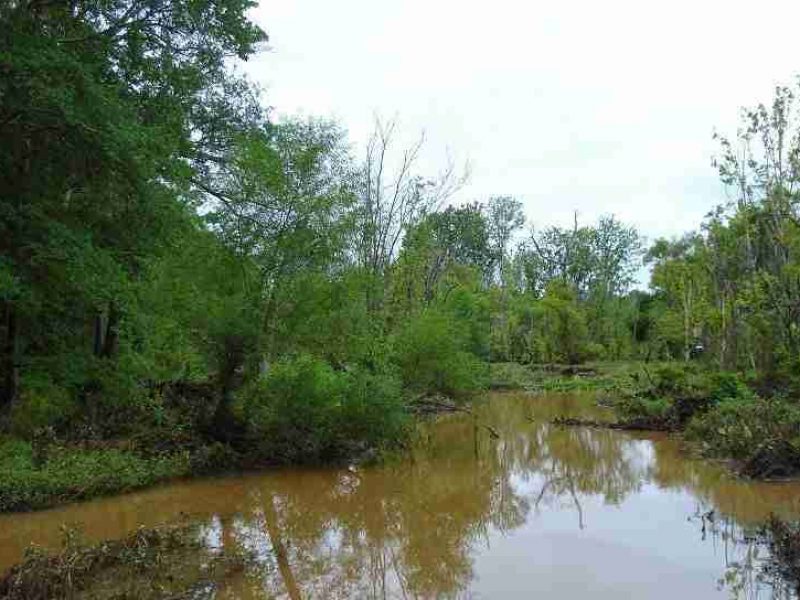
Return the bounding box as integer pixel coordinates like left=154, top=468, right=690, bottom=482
left=245, top=0, right=800, bottom=245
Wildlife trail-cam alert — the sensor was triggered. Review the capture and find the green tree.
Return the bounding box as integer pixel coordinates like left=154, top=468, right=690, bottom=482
left=485, top=196, right=525, bottom=286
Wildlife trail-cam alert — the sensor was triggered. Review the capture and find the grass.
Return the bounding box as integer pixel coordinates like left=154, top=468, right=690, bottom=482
left=489, top=361, right=640, bottom=393
left=0, top=437, right=189, bottom=512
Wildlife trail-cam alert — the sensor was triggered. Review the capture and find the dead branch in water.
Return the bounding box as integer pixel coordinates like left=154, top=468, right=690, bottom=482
left=410, top=397, right=500, bottom=439
left=550, top=416, right=673, bottom=432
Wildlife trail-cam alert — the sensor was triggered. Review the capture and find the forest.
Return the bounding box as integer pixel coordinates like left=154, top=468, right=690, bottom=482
left=2, top=0, right=800, bottom=516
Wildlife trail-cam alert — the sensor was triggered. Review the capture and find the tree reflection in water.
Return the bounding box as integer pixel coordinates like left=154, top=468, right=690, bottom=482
left=190, top=391, right=800, bottom=599
left=3, top=392, right=798, bottom=598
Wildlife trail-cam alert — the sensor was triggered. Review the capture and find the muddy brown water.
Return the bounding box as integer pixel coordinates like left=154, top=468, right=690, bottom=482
left=2, top=391, right=800, bottom=598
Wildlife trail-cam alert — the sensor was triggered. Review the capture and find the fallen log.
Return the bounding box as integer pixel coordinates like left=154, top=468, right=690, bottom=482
left=550, top=416, right=673, bottom=432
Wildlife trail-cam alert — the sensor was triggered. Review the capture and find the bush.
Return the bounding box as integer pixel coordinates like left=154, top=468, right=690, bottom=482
left=616, top=395, right=673, bottom=427
left=0, top=437, right=188, bottom=512
left=233, top=355, right=408, bottom=464
left=392, top=310, right=487, bottom=398
left=708, top=371, right=756, bottom=403
left=488, top=363, right=536, bottom=390
left=685, top=397, right=800, bottom=477
left=623, top=365, right=756, bottom=427
left=8, top=375, right=77, bottom=438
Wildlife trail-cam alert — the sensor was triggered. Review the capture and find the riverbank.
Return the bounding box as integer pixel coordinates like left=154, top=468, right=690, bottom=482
left=491, top=361, right=800, bottom=479
left=0, top=356, right=419, bottom=513
left=3, top=389, right=800, bottom=598
left=0, top=429, right=408, bottom=514
left=2, top=359, right=797, bottom=514
left=0, top=437, right=190, bottom=513
left=0, top=522, right=256, bottom=600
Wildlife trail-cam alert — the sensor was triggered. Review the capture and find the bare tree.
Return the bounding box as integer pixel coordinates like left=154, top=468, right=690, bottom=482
left=353, top=117, right=467, bottom=302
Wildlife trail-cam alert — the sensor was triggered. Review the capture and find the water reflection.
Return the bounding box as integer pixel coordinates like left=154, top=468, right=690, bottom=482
left=2, top=391, right=800, bottom=598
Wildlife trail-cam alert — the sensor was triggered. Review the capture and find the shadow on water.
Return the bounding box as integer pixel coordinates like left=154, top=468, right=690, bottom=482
left=2, top=391, right=800, bottom=598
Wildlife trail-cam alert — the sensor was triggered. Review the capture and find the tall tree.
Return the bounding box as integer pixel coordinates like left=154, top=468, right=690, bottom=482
left=353, top=118, right=466, bottom=310
left=485, top=196, right=525, bottom=286
left=0, top=0, right=265, bottom=409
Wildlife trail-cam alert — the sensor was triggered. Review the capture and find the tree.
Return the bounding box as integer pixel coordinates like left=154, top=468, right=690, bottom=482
left=646, top=235, right=710, bottom=361
left=202, top=119, right=355, bottom=430
left=353, top=117, right=466, bottom=311
left=485, top=196, right=525, bottom=286
left=510, top=215, right=641, bottom=359
left=392, top=203, right=492, bottom=309
left=0, top=0, right=265, bottom=410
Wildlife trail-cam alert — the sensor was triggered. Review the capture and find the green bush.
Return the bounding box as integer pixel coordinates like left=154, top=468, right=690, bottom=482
left=8, top=375, right=77, bottom=438
left=233, top=355, right=408, bottom=463
left=614, top=394, right=674, bottom=429
left=623, top=365, right=756, bottom=427
left=685, top=397, right=800, bottom=476
left=392, top=310, right=487, bottom=398
left=488, top=362, right=536, bottom=390
left=708, top=371, right=756, bottom=403
left=0, top=437, right=188, bottom=512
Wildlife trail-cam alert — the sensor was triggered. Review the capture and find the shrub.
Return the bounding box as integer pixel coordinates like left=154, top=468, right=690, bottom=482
left=337, top=366, right=409, bottom=452
left=686, top=397, right=800, bottom=477
left=583, top=342, right=608, bottom=362
left=392, top=310, right=487, bottom=399
left=616, top=395, right=673, bottom=427
left=8, top=375, right=76, bottom=438
left=624, top=365, right=756, bottom=426
left=233, top=355, right=408, bottom=463
left=488, top=363, right=536, bottom=390
left=707, top=371, right=756, bottom=403
left=0, top=437, right=188, bottom=512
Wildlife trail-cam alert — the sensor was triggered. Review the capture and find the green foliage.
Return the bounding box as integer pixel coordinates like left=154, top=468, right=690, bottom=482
left=270, top=270, right=376, bottom=367
left=517, top=215, right=641, bottom=298
left=234, top=355, right=408, bottom=463
left=532, top=280, right=591, bottom=363
left=643, top=83, right=800, bottom=373
left=490, top=361, right=639, bottom=393
left=488, top=362, right=537, bottom=390
left=7, top=0, right=800, bottom=510
left=615, top=396, right=674, bottom=427
left=619, top=364, right=757, bottom=429
left=498, top=215, right=644, bottom=363
left=610, top=361, right=800, bottom=476
left=7, top=375, right=76, bottom=438
left=485, top=196, right=525, bottom=284
left=0, top=439, right=188, bottom=512
left=686, top=398, right=800, bottom=477
left=392, top=310, right=488, bottom=399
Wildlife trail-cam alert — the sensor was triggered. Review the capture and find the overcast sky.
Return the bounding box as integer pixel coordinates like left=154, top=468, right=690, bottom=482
left=245, top=0, right=800, bottom=245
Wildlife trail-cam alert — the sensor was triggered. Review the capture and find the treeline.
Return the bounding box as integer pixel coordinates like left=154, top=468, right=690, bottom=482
left=646, top=85, right=800, bottom=385
left=0, top=0, right=649, bottom=469
left=4, top=1, right=800, bottom=492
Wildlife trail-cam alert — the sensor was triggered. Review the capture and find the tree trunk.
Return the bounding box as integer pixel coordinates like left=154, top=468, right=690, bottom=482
left=682, top=286, right=692, bottom=362
left=102, top=301, right=120, bottom=358
left=0, top=302, right=19, bottom=410
left=212, top=336, right=245, bottom=441
left=92, top=311, right=106, bottom=356
left=719, top=294, right=727, bottom=369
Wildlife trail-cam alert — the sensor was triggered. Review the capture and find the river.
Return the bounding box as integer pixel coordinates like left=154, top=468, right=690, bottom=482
left=2, top=391, right=800, bottom=598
